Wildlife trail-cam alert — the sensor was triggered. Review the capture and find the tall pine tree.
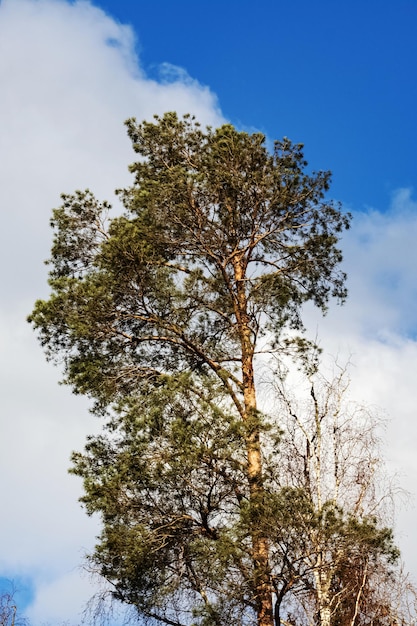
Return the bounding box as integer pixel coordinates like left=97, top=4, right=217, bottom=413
left=30, top=113, right=351, bottom=626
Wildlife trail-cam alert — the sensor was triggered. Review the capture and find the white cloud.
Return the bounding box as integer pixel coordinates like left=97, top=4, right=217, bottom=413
left=304, top=188, right=417, bottom=577
left=304, top=188, right=417, bottom=341
left=0, top=0, right=223, bottom=304
left=0, top=0, right=224, bottom=622
left=25, top=569, right=99, bottom=625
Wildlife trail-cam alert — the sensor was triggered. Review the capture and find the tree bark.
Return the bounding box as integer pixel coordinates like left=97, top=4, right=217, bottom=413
left=234, top=255, right=274, bottom=626
left=314, top=565, right=332, bottom=626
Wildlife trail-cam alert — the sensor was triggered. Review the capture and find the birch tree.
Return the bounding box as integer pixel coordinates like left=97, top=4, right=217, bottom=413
left=267, top=356, right=409, bottom=626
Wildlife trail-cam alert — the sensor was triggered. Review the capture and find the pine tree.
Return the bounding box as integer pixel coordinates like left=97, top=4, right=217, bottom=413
left=29, top=112, right=351, bottom=626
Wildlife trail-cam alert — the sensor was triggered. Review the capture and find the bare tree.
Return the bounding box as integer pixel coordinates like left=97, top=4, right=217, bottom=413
left=263, top=352, right=414, bottom=626
left=0, top=583, right=27, bottom=626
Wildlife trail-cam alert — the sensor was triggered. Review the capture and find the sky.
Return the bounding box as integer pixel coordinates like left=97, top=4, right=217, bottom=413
left=0, top=0, right=417, bottom=623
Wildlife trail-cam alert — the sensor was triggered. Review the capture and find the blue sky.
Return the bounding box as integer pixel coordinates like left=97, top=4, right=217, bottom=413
left=97, top=0, right=417, bottom=211
left=0, top=576, right=34, bottom=614
left=1, top=0, right=417, bottom=624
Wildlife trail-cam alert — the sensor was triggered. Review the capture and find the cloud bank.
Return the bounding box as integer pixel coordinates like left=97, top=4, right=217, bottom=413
left=0, top=0, right=223, bottom=623
left=304, top=188, right=417, bottom=576
left=1, top=0, right=416, bottom=623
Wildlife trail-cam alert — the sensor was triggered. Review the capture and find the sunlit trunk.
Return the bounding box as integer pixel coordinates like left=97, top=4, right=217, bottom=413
left=244, top=364, right=273, bottom=626
left=234, top=255, right=274, bottom=626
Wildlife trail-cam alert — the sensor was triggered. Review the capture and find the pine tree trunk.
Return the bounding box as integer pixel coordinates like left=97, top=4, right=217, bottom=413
left=234, top=256, right=274, bottom=626
left=243, top=361, right=273, bottom=626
